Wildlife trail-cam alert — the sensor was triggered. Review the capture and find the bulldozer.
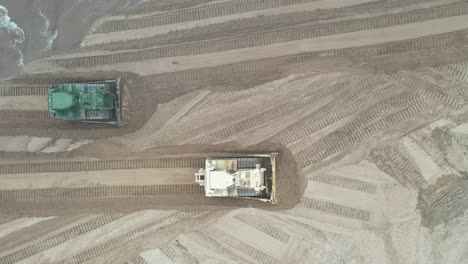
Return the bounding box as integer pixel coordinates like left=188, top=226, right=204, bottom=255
left=47, top=79, right=122, bottom=125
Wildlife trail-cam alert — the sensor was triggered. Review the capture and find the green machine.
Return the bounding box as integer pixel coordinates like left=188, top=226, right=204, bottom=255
left=48, top=79, right=122, bottom=126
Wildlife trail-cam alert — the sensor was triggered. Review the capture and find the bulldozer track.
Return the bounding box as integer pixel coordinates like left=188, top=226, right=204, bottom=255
left=311, top=173, right=377, bottom=194
left=203, top=226, right=279, bottom=264
left=233, top=214, right=290, bottom=243
left=0, top=216, right=20, bottom=225
left=264, top=75, right=391, bottom=145
left=187, top=231, right=253, bottom=263
left=0, top=158, right=205, bottom=175
left=142, top=29, right=468, bottom=85
left=0, top=111, right=51, bottom=121
left=427, top=179, right=466, bottom=208
left=390, top=73, right=467, bottom=110
left=418, top=84, right=466, bottom=110
left=159, top=244, right=177, bottom=261
left=0, top=85, right=48, bottom=96
left=87, top=0, right=446, bottom=51
left=187, top=80, right=345, bottom=144
left=277, top=82, right=397, bottom=146
left=369, top=148, right=407, bottom=186
left=50, top=2, right=468, bottom=69
left=61, top=211, right=202, bottom=264
left=408, top=131, right=455, bottom=172
left=456, top=86, right=468, bottom=99
left=91, top=0, right=319, bottom=34
left=123, top=0, right=215, bottom=15
left=435, top=64, right=467, bottom=82
left=120, top=0, right=444, bottom=21
left=426, top=68, right=468, bottom=98
left=388, top=73, right=420, bottom=90
left=297, top=99, right=428, bottom=168
left=183, top=91, right=239, bottom=118
left=360, top=99, right=427, bottom=136
left=369, top=146, right=428, bottom=189
left=433, top=64, right=468, bottom=99
left=0, top=184, right=204, bottom=200
left=299, top=197, right=371, bottom=221
left=450, top=130, right=468, bottom=146
left=0, top=213, right=128, bottom=264
left=125, top=256, right=147, bottom=264
left=386, top=146, right=429, bottom=190
left=445, top=61, right=468, bottom=82
left=297, top=93, right=420, bottom=156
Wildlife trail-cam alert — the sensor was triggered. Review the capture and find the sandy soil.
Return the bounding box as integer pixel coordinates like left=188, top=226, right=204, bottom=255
left=1, top=0, right=468, bottom=263
left=0, top=96, right=46, bottom=111
left=0, top=168, right=198, bottom=190
left=24, top=14, right=468, bottom=76
left=82, top=0, right=378, bottom=47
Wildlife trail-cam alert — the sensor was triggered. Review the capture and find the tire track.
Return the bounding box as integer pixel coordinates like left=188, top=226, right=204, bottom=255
left=0, top=111, right=51, bottom=121
left=48, top=1, right=468, bottom=69
left=0, top=184, right=204, bottom=200
left=369, top=146, right=428, bottom=189
left=233, top=214, right=290, bottom=243
left=141, top=29, right=468, bottom=85
left=60, top=211, right=202, bottom=264
left=264, top=75, right=390, bottom=145
left=187, top=80, right=346, bottom=144
left=91, top=0, right=319, bottom=34
left=311, top=173, right=377, bottom=194
left=0, top=86, right=48, bottom=96
left=0, top=158, right=205, bottom=175
left=203, top=226, right=279, bottom=264
left=0, top=213, right=128, bottom=264
left=299, top=197, right=371, bottom=221
left=296, top=97, right=428, bottom=168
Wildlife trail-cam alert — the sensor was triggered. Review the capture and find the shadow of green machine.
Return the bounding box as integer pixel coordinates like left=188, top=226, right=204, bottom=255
left=47, top=79, right=122, bottom=126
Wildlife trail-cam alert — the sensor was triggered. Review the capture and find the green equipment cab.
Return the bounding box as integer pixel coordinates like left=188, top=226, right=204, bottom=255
left=48, top=79, right=122, bottom=126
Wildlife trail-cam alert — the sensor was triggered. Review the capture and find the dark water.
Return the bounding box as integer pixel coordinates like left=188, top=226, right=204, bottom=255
left=0, top=0, right=142, bottom=80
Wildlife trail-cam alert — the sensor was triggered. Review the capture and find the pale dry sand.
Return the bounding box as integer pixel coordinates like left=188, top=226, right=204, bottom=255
left=2, top=1, right=468, bottom=263
left=15, top=210, right=171, bottom=264
left=0, top=136, right=92, bottom=153
left=29, top=14, right=468, bottom=76
left=0, top=217, right=54, bottom=239
left=0, top=96, right=46, bottom=111
left=401, top=136, right=443, bottom=183
left=82, top=0, right=378, bottom=47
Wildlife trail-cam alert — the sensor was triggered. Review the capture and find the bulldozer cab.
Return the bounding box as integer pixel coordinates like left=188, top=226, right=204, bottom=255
left=47, top=79, right=122, bottom=126
left=50, top=92, right=77, bottom=110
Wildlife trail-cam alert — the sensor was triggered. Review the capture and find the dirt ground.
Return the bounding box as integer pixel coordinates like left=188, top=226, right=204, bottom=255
left=1, top=0, right=468, bottom=263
